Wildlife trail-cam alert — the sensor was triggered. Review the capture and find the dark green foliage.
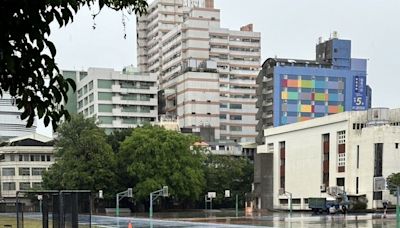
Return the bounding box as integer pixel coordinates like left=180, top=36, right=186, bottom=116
left=118, top=125, right=206, bottom=203
left=107, top=128, right=133, bottom=153
left=387, top=173, right=400, bottom=195
left=0, top=0, right=148, bottom=129
left=42, top=114, right=117, bottom=198
left=351, top=201, right=367, bottom=210
left=203, top=154, right=254, bottom=208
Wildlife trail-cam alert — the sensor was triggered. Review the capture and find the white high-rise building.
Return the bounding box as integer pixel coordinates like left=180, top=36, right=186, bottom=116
left=0, top=93, right=36, bottom=141
left=62, top=67, right=158, bottom=134
left=137, top=0, right=261, bottom=142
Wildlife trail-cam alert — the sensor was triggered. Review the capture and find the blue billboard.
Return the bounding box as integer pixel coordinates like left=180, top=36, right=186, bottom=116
left=352, top=75, right=366, bottom=110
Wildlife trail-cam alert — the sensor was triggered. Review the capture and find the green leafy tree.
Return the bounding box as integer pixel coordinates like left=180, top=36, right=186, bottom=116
left=118, top=125, right=205, bottom=204
left=42, top=114, right=117, bottom=198
left=387, top=173, right=400, bottom=195
left=203, top=154, right=254, bottom=208
left=107, top=128, right=133, bottom=154
left=0, top=0, right=148, bottom=129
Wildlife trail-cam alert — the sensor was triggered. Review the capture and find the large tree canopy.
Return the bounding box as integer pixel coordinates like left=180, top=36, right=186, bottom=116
left=118, top=125, right=206, bottom=204
left=42, top=114, right=117, bottom=198
left=0, top=0, right=148, bottom=129
left=203, top=154, right=254, bottom=208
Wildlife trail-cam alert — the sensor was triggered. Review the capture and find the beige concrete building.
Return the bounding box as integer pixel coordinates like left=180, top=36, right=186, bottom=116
left=137, top=0, right=261, bottom=142
left=0, top=133, right=54, bottom=201
left=63, top=66, right=158, bottom=134
left=256, top=108, right=400, bottom=210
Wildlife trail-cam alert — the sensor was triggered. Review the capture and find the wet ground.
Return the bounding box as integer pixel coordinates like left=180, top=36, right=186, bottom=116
left=2, top=210, right=399, bottom=227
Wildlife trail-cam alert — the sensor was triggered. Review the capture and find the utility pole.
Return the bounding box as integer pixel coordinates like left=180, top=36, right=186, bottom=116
left=397, top=186, right=400, bottom=227
left=235, top=194, right=239, bottom=217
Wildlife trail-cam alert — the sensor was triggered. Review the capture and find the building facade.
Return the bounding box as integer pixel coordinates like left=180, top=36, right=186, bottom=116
left=62, top=67, right=158, bottom=134
left=137, top=0, right=261, bottom=143
left=0, top=93, right=36, bottom=142
left=0, top=133, right=54, bottom=201
left=257, top=108, right=400, bottom=210
left=256, top=35, right=370, bottom=144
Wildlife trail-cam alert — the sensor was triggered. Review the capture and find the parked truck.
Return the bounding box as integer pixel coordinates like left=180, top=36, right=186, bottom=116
left=309, top=195, right=349, bottom=214
left=309, top=198, right=342, bottom=214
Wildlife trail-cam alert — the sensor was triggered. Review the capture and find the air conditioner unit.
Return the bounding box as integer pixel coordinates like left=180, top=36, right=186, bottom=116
left=320, top=184, right=327, bottom=192
left=327, top=186, right=338, bottom=196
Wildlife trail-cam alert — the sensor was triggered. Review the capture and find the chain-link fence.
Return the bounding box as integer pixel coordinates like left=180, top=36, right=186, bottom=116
left=15, top=190, right=92, bottom=228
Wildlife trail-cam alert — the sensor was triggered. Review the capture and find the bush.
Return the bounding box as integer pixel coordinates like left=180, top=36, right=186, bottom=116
left=351, top=201, right=367, bottom=210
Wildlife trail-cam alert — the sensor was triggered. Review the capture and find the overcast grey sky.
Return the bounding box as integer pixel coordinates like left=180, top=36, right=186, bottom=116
left=50, top=0, right=399, bottom=109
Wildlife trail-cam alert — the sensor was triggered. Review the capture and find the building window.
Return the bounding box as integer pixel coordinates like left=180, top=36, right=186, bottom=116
left=336, top=178, right=345, bottom=187
left=98, top=116, right=115, bottom=124
left=3, top=182, right=16, bottom=191
left=32, top=182, right=42, bottom=189
left=47, top=155, right=51, bottom=162
left=32, top=168, right=46, bottom=176
left=230, top=115, right=242, bottom=120
left=279, top=141, right=286, bottom=189
left=357, top=145, right=360, bottom=169
left=396, top=143, right=399, bottom=149
left=338, top=153, right=346, bottom=168
left=230, top=126, right=242, bottom=131
left=97, top=79, right=113, bottom=89
left=98, top=104, right=113, bottom=112
left=279, top=199, right=288, bottom=205
left=19, top=182, right=31, bottom=190
left=220, top=103, right=228, bottom=108
left=2, top=168, right=15, bottom=176
left=219, top=114, right=227, bottom=120
left=356, top=177, right=359, bottom=194
left=292, top=199, right=301, bottom=204
left=19, top=167, right=30, bottom=176
left=337, top=130, right=346, bottom=144
left=98, top=92, right=113, bottom=101
left=229, top=103, right=242, bottom=109
left=220, top=125, right=227, bottom=130
left=31, top=155, right=41, bottom=161
left=374, top=143, right=383, bottom=177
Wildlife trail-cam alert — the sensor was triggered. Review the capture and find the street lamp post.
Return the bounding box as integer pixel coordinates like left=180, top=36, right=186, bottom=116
left=280, top=189, right=293, bottom=216
left=397, top=186, right=400, bottom=226
left=235, top=194, right=239, bottom=217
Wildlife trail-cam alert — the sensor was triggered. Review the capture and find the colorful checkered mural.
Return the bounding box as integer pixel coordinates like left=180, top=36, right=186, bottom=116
left=279, top=75, right=346, bottom=125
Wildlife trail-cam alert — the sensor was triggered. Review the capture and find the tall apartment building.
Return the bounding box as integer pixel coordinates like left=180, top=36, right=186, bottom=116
left=137, top=0, right=261, bottom=142
left=0, top=93, right=36, bottom=141
left=255, top=34, right=371, bottom=144
left=62, top=67, right=158, bottom=134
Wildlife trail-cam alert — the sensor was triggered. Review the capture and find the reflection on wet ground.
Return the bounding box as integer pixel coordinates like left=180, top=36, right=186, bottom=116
left=2, top=210, right=399, bottom=227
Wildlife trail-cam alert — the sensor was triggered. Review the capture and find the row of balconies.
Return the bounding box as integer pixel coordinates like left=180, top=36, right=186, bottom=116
left=111, top=85, right=157, bottom=94
left=111, top=97, right=157, bottom=106
left=110, top=108, right=157, bottom=117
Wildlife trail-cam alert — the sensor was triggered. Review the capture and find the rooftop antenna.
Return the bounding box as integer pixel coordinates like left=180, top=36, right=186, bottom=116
left=332, top=31, right=338, bottom=39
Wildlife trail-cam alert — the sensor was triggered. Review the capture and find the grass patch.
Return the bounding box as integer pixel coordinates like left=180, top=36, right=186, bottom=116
left=0, top=215, right=50, bottom=228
